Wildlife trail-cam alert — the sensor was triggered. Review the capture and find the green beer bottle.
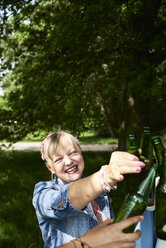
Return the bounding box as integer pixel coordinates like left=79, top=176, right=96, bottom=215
left=152, top=136, right=165, bottom=172
left=140, top=126, right=153, bottom=180
left=114, top=164, right=157, bottom=233
left=127, top=133, right=140, bottom=157
left=155, top=150, right=166, bottom=240
left=125, top=132, right=140, bottom=193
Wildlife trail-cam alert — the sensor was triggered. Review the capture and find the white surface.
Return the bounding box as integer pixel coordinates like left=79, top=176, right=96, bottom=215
left=155, top=238, right=166, bottom=248
left=0, top=142, right=118, bottom=152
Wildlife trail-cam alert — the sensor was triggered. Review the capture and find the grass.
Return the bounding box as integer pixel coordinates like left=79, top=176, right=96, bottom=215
left=0, top=150, right=124, bottom=248
left=0, top=150, right=47, bottom=248
left=79, top=131, right=118, bottom=144
left=23, top=130, right=118, bottom=144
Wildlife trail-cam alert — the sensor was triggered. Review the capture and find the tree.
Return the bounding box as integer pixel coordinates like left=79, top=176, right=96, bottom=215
left=1, top=0, right=166, bottom=148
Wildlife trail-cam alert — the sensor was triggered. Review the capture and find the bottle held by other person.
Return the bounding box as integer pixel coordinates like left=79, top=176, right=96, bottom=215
left=127, top=133, right=140, bottom=157
left=152, top=136, right=165, bottom=173
left=140, top=126, right=153, bottom=179
left=125, top=132, right=140, bottom=194
left=155, top=150, right=166, bottom=240
left=114, top=164, right=157, bottom=233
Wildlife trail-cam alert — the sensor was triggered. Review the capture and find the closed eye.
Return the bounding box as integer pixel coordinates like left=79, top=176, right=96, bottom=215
left=54, top=157, right=62, bottom=163
left=69, top=150, right=77, bottom=155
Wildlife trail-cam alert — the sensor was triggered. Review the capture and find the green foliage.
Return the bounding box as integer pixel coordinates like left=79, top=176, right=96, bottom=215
left=151, top=59, right=166, bottom=131
left=0, top=0, right=166, bottom=145
left=24, top=130, right=48, bottom=141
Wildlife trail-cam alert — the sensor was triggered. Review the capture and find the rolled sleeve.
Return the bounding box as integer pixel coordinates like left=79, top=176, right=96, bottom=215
left=33, top=181, right=83, bottom=219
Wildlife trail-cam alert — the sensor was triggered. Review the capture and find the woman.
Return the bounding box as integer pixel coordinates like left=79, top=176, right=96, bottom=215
left=33, top=131, right=145, bottom=247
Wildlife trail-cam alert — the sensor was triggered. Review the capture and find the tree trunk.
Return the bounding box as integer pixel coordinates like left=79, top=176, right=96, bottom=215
left=118, top=95, right=141, bottom=151
left=118, top=95, right=150, bottom=150
left=97, top=92, right=116, bottom=138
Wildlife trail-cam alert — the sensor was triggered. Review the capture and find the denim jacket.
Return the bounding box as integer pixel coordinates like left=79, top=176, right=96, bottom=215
left=32, top=177, right=114, bottom=248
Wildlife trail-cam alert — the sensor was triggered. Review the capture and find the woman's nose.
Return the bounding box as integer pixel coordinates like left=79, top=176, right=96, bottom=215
left=64, top=155, right=72, bottom=165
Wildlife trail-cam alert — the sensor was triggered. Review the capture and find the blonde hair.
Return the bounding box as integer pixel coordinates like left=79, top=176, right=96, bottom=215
left=41, top=131, right=81, bottom=167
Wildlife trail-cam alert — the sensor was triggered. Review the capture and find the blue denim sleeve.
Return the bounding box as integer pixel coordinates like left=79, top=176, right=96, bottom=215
left=108, top=195, right=114, bottom=218
left=32, top=181, right=84, bottom=219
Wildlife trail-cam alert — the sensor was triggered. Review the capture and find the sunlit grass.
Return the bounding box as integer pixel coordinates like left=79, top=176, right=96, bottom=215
left=79, top=130, right=118, bottom=144
left=22, top=130, right=118, bottom=144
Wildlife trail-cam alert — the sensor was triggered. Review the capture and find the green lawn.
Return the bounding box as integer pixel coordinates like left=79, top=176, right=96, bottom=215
left=0, top=150, right=124, bottom=248
left=79, top=131, right=118, bottom=144
left=23, top=130, right=118, bottom=144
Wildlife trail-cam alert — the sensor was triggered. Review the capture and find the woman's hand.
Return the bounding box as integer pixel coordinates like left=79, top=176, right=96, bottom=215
left=106, top=151, right=145, bottom=186
left=81, top=215, right=143, bottom=248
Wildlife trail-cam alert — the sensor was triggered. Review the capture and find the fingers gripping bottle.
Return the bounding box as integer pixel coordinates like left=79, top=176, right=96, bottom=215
left=115, top=164, right=157, bottom=233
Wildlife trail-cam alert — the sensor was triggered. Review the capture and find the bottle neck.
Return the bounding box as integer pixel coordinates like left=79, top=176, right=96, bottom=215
left=127, top=147, right=140, bottom=157
left=141, top=141, right=153, bottom=160
left=152, top=137, right=165, bottom=167
left=137, top=164, right=157, bottom=197
left=158, top=151, right=166, bottom=183
left=141, top=128, right=153, bottom=160
left=127, top=134, right=139, bottom=158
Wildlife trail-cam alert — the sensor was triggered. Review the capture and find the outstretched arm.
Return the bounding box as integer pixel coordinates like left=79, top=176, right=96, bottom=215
left=68, top=151, right=144, bottom=210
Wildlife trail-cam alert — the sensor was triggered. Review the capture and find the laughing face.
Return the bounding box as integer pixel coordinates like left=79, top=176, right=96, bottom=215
left=49, top=135, right=84, bottom=184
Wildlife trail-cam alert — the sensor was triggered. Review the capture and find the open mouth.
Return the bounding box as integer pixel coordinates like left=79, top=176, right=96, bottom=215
left=65, top=165, right=78, bottom=174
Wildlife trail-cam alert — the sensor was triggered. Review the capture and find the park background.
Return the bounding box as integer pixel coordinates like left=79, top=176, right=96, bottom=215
left=0, top=1, right=166, bottom=247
